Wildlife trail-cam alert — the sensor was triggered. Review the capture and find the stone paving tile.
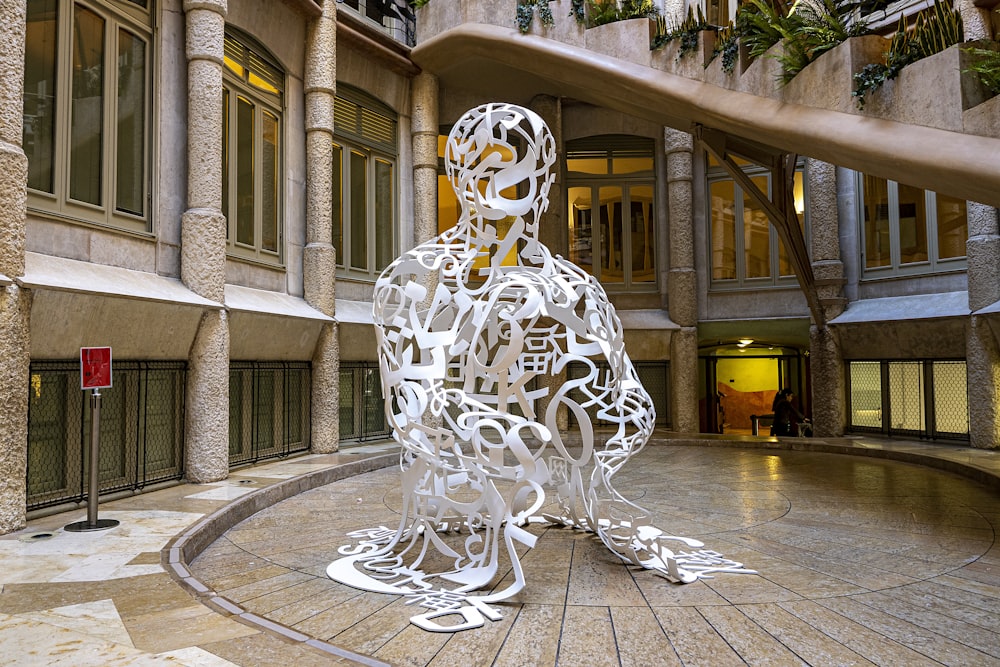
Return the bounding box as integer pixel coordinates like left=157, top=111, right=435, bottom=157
left=556, top=605, right=618, bottom=667
left=814, top=596, right=1000, bottom=666
left=609, top=605, right=682, bottom=667
left=491, top=603, right=562, bottom=667
left=736, top=602, right=876, bottom=666
left=776, top=599, right=943, bottom=667
left=697, top=605, right=806, bottom=666
left=652, top=606, right=746, bottom=666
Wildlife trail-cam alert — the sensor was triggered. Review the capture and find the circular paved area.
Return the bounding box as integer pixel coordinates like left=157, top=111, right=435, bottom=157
left=190, top=445, right=1000, bottom=666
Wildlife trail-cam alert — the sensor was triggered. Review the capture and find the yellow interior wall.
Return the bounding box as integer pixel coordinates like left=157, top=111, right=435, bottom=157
left=717, top=357, right=778, bottom=393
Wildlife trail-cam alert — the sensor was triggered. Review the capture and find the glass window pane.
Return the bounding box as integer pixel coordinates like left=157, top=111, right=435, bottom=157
left=24, top=0, right=58, bottom=194
left=116, top=29, right=145, bottom=216
left=744, top=175, right=771, bottom=279
left=888, top=361, right=924, bottom=432
left=863, top=174, right=891, bottom=269
left=612, top=156, right=653, bottom=174
left=933, top=361, right=968, bottom=435
left=599, top=186, right=623, bottom=284
left=375, top=158, right=393, bottom=271
left=568, top=186, right=594, bottom=276
left=261, top=110, right=278, bottom=252
left=780, top=171, right=805, bottom=276
left=849, top=361, right=882, bottom=428
left=710, top=179, right=736, bottom=281
left=70, top=6, right=105, bottom=205
left=936, top=193, right=967, bottom=260
left=629, top=185, right=654, bottom=283
left=236, top=96, right=254, bottom=246
left=332, top=143, right=343, bottom=263
left=350, top=150, right=368, bottom=271
left=222, top=88, right=229, bottom=225
left=566, top=157, right=607, bottom=174
left=897, top=183, right=928, bottom=264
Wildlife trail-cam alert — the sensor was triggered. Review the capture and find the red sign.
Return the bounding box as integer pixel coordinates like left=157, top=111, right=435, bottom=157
left=81, top=347, right=112, bottom=390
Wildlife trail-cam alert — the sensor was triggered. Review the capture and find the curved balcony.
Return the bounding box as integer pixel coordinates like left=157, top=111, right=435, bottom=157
left=412, top=1, right=1000, bottom=208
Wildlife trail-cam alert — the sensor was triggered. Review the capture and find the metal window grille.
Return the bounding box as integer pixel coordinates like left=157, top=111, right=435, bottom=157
left=340, top=0, right=416, bottom=47
left=229, top=362, right=311, bottom=467
left=26, top=361, right=186, bottom=512
left=846, top=359, right=968, bottom=441
left=339, top=362, right=390, bottom=443
left=931, top=361, right=969, bottom=439
left=566, top=360, right=670, bottom=428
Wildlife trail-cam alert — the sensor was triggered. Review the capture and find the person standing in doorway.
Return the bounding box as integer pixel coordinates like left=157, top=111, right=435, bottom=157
left=771, top=388, right=808, bottom=436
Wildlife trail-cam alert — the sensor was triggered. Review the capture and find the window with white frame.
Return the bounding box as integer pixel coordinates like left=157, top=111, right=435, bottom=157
left=859, top=173, right=967, bottom=277
left=222, top=30, right=284, bottom=264
left=708, top=155, right=808, bottom=288
left=23, top=0, right=152, bottom=232
left=566, top=135, right=657, bottom=290
left=333, top=86, right=397, bottom=279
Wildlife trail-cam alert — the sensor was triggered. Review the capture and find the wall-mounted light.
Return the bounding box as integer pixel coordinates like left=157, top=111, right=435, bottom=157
left=737, top=338, right=753, bottom=347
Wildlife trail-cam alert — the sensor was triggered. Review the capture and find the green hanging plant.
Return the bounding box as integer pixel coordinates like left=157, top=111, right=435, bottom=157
left=571, top=0, right=587, bottom=23
left=711, top=23, right=740, bottom=74
left=516, top=0, right=556, bottom=34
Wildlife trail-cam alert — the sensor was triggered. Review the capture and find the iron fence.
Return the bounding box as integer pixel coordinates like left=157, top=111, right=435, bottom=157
left=229, top=362, right=311, bottom=467
left=339, top=362, right=390, bottom=442
left=846, top=359, right=969, bottom=441
left=27, top=361, right=186, bottom=512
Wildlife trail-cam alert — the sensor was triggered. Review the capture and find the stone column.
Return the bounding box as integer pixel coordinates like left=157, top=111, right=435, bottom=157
left=530, top=95, right=568, bottom=431
left=966, top=202, right=1000, bottom=449
left=0, top=0, right=28, bottom=533
left=304, top=1, right=339, bottom=453
left=957, top=0, right=992, bottom=41
left=182, top=0, right=229, bottom=482
left=411, top=72, right=442, bottom=428
left=806, top=158, right=846, bottom=437
left=411, top=72, right=439, bottom=246
left=665, top=128, right=698, bottom=432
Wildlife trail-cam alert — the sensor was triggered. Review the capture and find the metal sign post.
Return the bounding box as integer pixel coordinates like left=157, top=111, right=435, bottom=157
left=65, top=347, right=119, bottom=532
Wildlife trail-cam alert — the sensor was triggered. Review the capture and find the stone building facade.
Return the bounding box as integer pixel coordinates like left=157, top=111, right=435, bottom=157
left=0, top=0, right=998, bottom=533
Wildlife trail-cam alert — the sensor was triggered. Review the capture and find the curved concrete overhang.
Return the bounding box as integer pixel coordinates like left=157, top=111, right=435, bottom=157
left=412, top=23, right=1000, bottom=208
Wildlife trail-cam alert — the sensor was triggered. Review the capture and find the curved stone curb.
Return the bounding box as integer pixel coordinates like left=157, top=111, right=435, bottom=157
left=162, top=451, right=398, bottom=666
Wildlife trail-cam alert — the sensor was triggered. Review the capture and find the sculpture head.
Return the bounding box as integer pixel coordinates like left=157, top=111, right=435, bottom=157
left=444, top=103, right=556, bottom=246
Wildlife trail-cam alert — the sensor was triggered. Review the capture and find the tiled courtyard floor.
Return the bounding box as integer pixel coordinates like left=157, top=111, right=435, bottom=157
left=2, top=435, right=999, bottom=666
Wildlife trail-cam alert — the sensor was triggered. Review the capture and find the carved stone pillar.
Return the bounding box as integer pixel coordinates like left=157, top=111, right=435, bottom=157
left=0, top=0, right=29, bottom=533
left=967, top=203, right=1000, bottom=448
left=412, top=72, right=439, bottom=246
left=807, top=159, right=846, bottom=436
left=305, top=1, right=339, bottom=452
left=182, top=0, right=229, bottom=482
left=665, top=128, right=698, bottom=432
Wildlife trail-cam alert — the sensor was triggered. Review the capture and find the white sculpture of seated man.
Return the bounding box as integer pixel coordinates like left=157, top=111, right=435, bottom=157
left=328, top=103, right=751, bottom=632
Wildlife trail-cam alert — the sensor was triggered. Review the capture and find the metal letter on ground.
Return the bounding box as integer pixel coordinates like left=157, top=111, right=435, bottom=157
left=327, top=104, right=754, bottom=631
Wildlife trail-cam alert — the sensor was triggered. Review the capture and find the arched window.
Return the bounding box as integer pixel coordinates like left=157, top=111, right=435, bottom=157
left=24, top=0, right=152, bottom=231
left=222, top=28, right=284, bottom=264
left=332, top=85, right=397, bottom=279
